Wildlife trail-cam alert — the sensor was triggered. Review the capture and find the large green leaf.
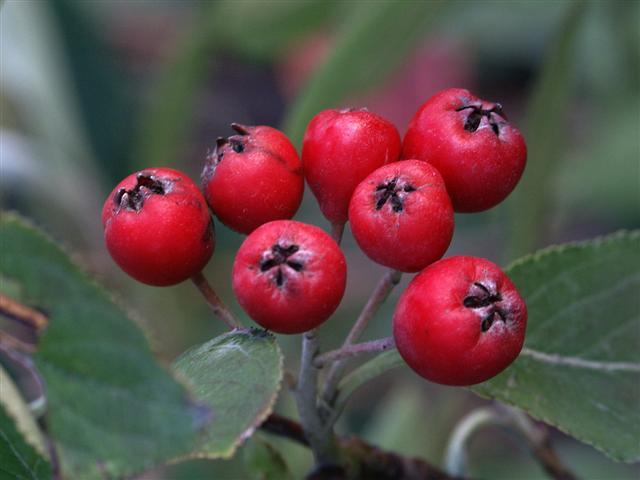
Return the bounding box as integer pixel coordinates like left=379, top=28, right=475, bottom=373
left=475, top=231, right=640, bottom=462
left=0, top=403, right=51, bottom=480
left=173, top=330, right=283, bottom=459
left=282, top=0, right=446, bottom=144
left=0, top=213, right=206, bottom=478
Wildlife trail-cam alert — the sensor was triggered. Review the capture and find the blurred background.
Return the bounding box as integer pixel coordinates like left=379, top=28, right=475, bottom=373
left=1, top=0, right=638, bottom=478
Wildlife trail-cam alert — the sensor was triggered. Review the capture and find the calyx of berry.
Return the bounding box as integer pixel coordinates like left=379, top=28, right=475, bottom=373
left=260, top=243, right=304, bottom=287
left=463, top=282, right=506, bottom=332
left=114, top=173, right=171, bottom=212
left=375, top=177, right=416, bottom=212
left=456, top=103, right=506, bottom=136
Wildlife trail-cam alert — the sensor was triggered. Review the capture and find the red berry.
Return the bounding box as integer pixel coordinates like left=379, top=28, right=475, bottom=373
left=202, top=124, right=304, bottom=234
left=402, top=88, right=527, bottom=212
left=102, top=168, right=214, bottom=286
left=232, top=220, right=346, bottom=334
left=302, top=108, right=401, bottom=225
left=393, top=256, right=527, bottom=386
left=349, top=160, right=454, bottom=272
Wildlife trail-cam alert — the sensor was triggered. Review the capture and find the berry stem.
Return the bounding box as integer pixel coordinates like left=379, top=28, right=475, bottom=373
left=330, top=222, right=345, bottom=244
left=295, top=330, right=340, bottom=465
left=321, top=269, right=402, bottom=406
left=313, top=337, right=395, bottom=368
left=191, top=272, right=242, bottom=330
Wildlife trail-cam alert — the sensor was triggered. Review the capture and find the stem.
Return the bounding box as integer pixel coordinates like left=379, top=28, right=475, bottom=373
left=503, top=407, right=578, bottom=480
left=191, top=272, right=242, bottom=330
left=444, top=407, right=506, bottom=476
left=330, top=222, right=345, bottom=244
left=321, top=269, right=401, bottom=406
left=314, top=337, right=395, bottom=368
left=295, top=330, right=339, bottom=465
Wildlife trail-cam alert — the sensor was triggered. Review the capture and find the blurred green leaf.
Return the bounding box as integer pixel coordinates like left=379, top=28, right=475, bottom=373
left=282, top=0, right=446, bottom=145
left=0, top=402, right=51, bottom=480
left=334, top=349, right=404, bottom=416
left=507, top=1, right=588, bottom=260
left=243, top=434, right=292, bottom=480
left=46, top=0, right=132, bottom=183
left=475, top=231, right=640, bottom=462
left=173, top=330, right=283, bottom=459
left=0, top=213, right=205, bottom=479
left=0, top=365, right=48, bottom=461
left=217, top=0, right=338, bottom=62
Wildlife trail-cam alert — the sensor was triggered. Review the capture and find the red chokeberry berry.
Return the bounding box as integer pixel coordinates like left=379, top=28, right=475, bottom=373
left=302, top=108, right=401, bottom=226
left=402, top=88, right=527, bottom=213
left=102, top=168, right=214, bottom=286
left=393, top=256, right=527, bottom=386
left=202, top=124, right=303, bottom=234
left=232, top=220, right=346, bottom=334
left=349, top=160, right=454, bottom=272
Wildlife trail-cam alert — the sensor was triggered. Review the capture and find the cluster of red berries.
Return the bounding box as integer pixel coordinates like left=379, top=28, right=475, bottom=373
left=102, top=88, right=528, bottom=386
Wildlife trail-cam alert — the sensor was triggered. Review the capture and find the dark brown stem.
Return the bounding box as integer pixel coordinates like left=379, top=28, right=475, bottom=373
left=260, top=414, right=467, bottom=480
left=330, top=222, right=345, bottom=245
left=191, top=272, right=242, bottom=330
left=504, top=407, right=578, bottom=480
left=314, top=337, right=395, bottom=368
left=321, top=269, right=401, bottom=407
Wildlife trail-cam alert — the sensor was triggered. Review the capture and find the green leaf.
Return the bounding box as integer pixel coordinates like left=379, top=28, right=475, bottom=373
left=0, top=213, right=206, bottom=479
left=507, top=1, right=588, bottom=259
left=243, top=434, right=292, bottom=480
left=173, top=330, right=283, bottom=459
left=282, top=0, right=446, bottom=144
left=474, top=231, right=640, bottom=462
left=0, top=402, right=51, bottom=480
left=0, top=365, right=48, bottom=461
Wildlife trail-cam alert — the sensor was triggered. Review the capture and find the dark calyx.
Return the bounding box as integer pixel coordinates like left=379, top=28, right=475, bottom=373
left=463, top=282, right=506, bottom=332
left=115, top=173, right=168, bottom=212
left=260, top=244, right=303, bottom=287
left=375, top=177, right=416, bottom=213
left=456, top=103, right=506, bottom=136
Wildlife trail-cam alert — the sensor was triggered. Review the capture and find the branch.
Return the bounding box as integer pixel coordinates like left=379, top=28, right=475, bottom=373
left=504, top=407, right=578, bottom=480
left=191, top=272, right=242, bottom=330
left=259, top=414, right=468, bottom=480
left=321, top=269, right=401, bottom=406
left=295, top=330, right=339, bottom=464
left=314, top=337, right=395, bottom=368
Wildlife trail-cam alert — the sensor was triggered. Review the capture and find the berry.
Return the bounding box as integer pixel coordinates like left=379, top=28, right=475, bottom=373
left=201, top=124, right=304, bottom=234
left=302, top=108, right=401, bottom=225
left=102, top=168, right=214, bottom=286
left=402, top=88, right=527, bottom=212
left=349, top=160, right=454, bottom=272
left=393, top=256, right=527, bottom=386
left=232, top=220, right=346, bottom=334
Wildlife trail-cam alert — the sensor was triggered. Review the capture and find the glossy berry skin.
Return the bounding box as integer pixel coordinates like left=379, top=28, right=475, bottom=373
left=393, top=256, right=527, bottom=386
left=402, top=88, right=527, bottom=213
left=302, top=108, right=401, bottom=225
left=102, top=168, right=214, bottom=286
left=202, top=124, right=304, bottom=234
left=232, top=220, right=346, bottom=334
left=349, top=160, right=454, bottom=272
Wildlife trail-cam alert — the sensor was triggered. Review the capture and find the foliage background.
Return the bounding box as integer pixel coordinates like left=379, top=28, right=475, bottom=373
left=1, top=0, right=638, bottom=478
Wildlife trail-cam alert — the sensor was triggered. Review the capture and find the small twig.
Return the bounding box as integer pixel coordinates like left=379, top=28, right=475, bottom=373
left=191, top=272, right=242, bottom=330
left=321, top=269, right=401, bottom=407
left=504, top=407, right=578, bottom=480
left=444, top=407, right=507, bottom=476
left=330, top=222, right=345, bottom=244
left=261, top=413, right=309, bottom=447
left=0, top=293, right=48, bottom=332
left=295, top=330, right=339, bottom=464
left=314, top=337, right=395, bottom=368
